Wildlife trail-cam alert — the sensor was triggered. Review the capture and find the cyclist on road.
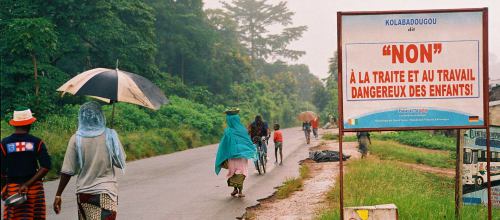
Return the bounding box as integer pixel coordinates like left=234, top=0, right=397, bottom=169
left=303, top=121, right=312, bottom=144
left=248, top=115, right=270, bottom=158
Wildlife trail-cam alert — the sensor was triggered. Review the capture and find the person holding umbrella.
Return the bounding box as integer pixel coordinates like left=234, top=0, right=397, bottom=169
left=53, top=101, right=126, bottom=219
left=297, top=111, right=316, bottom=144
left=1, top=107, right=52, bottom=219
left=215, top=108, right=256, bottom=198
left=302, top=121, right=312, bottom=144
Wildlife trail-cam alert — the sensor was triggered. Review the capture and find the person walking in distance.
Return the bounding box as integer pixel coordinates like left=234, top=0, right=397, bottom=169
left=273, top=123, right=284, bottom=165
left=356, top=131, right=371, bottom=158
left=311, top=117, right=319, bottom=139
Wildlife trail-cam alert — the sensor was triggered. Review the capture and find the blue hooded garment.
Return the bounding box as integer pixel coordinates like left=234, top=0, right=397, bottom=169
left=214, top=114, right=256, bottom=175
left=76, top=101, right=126, bottom=174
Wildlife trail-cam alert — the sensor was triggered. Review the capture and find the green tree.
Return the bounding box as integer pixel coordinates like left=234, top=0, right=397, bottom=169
left=148, top=0, right=253, bottom=93
left=206, top=8, right=240, bottom=48
left=312, top=85, right=329, bottom=112
left=221, top=0, right=307, bottom=62
left=321, top=52, right=339, bottom=118
left=0, top=18, right=57, bottom=97
left=0, top=0, right=159, bottom=116
left=327, top=52, right=338, bottom=86
left=45, top=0, right=159, bottom=79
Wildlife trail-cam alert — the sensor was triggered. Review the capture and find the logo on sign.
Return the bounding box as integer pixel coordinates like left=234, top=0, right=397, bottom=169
left=5, top=142, right=35, bottom=153
left=398, top=108, right=428, bottom=115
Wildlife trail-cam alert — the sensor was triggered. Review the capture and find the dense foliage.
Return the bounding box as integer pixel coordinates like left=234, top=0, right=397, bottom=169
left=1, top=0, right=323, bottom=122
left=311, top=52, right=339, bottom=122
left=0, top=96, right=227, bottom=179
left=1, top=0, right=329, bottom=174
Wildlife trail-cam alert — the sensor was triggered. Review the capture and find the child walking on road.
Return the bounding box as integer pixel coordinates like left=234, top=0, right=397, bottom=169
left=273, top=124, right=283, bottom=165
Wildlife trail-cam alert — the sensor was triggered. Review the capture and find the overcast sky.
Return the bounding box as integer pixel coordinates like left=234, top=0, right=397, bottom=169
left=204, top=0, right=500, bottom=81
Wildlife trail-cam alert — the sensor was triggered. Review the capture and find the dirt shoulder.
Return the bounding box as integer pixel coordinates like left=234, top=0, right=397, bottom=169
left=243, top=129, right=360, bottom=220
left=398, top=161, right=455, bottom=177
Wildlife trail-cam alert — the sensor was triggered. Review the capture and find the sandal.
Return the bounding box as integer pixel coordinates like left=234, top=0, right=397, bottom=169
left=231, top=189, right=238, bottom=197
left=238, top=193, right=245, bottom=198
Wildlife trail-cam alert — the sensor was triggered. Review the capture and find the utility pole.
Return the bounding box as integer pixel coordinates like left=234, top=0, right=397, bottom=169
left=455, top=129, right=464, bottom=220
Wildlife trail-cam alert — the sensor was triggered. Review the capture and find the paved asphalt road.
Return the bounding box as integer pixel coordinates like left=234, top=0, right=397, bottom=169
left=42, top=127, right=311, bottom=219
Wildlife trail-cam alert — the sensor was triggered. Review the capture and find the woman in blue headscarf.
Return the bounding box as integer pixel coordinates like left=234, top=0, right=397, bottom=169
left=53, top=101, right=126, bottom=219
left=215, top=109, right=256, bottom=197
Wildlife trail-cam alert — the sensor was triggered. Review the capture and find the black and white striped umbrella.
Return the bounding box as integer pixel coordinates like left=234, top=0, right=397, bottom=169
left=57, top=68, right=168, bottom=110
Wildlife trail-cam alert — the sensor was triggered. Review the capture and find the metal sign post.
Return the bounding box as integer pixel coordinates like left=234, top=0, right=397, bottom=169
left=336, top=11, right=345, bottom=220
left=338, top=130, right=344, bottom=219
left=455, top=129, right=464, bottom=220
left=486, top=126, right=492, bottom=219
left=483, top=9, right=493, bottom=220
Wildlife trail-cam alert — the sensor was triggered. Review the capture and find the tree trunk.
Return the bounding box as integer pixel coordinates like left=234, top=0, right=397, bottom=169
left=31, top=53, right=39, bottom=97
left=181, top=54, right=184, bottom=84
left=250, top=21, right=255, bottom=64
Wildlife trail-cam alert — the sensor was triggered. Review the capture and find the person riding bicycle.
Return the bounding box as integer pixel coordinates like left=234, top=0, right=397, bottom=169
left=303, top=121, right=312, bottom=144
left=248, top=115, right=270, bottom=157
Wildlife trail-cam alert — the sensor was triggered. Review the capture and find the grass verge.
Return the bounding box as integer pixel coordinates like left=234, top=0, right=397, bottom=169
left=373, top=131, right=455, bottom=151
left=299, top=163, right=311, bottom=179
left=275, top=163, right=311, bottom=199
left=322, top=133, right=357, bottom=142
left=276, top=178, right=303, bottom=199
left=322, top=133, right=338, bottom=140
left=370, top=140, right=455, bottom=168
left=318, top=157, right=498, bottom=220
left=342, top=131, right=454, bottom=151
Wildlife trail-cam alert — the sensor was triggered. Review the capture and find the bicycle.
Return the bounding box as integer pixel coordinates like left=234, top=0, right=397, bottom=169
left=253, top=136, right=267, bottom=175
left=304, top=128, right=311, bottom=144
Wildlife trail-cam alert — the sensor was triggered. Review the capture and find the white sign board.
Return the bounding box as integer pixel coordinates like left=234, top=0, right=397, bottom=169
left=339, top=9, right=488, bottom=130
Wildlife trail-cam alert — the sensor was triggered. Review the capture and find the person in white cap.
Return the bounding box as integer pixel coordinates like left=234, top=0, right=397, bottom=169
left=1, top=106, right=52, bottom=219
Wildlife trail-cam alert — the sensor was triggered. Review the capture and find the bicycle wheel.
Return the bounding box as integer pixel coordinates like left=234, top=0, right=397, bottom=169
left=255, top=160, right=262, bottom=175
left=261, top=154, right=266, bottom=174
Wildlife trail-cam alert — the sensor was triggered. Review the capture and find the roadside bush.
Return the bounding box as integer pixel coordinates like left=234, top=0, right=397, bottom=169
left=340, top=131, right=455, bottom=151
left=0, top=95, right=226, bottom=180
left=322, top=133, right=338, bottom=140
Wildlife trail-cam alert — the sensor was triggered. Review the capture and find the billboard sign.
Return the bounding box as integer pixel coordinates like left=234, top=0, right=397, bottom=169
left=338, top=9, right=488, bottom=130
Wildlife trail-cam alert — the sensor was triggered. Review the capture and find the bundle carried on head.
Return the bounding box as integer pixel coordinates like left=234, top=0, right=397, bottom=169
left=224, top=107, right=240, bottom=115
